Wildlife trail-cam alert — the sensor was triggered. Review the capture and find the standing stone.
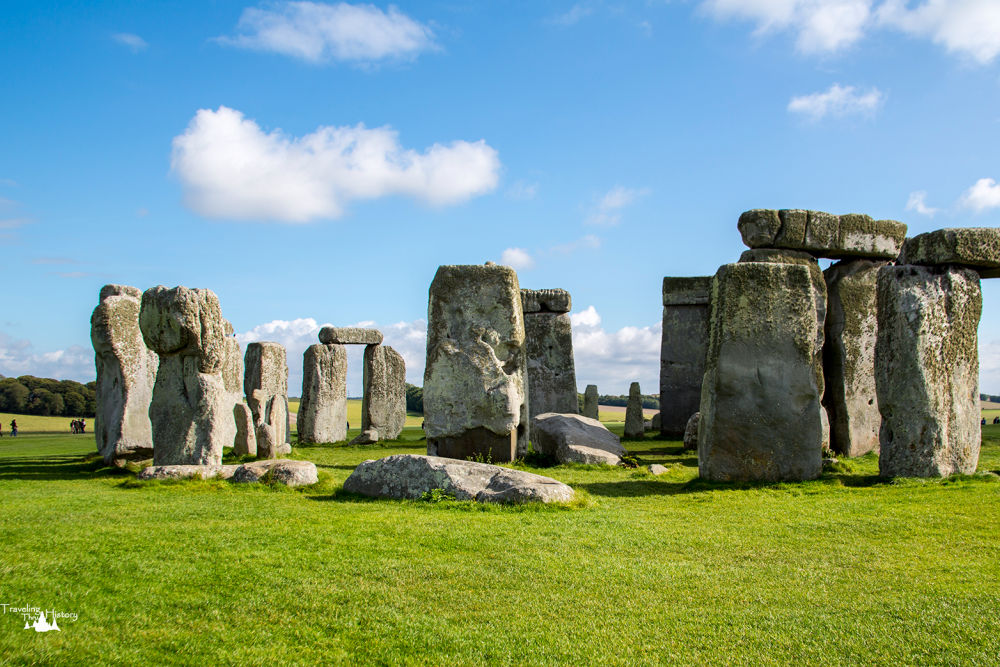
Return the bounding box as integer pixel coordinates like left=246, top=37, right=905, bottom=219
left=220, top=319, right=242, bottom=451
left=352, top=344, right=406, bottom=444
left=297, top=343, right=348, bottom=444
left=424, top=264, right=528, bottom=462
left=624, top=382, right=645, bottom=439
left=698, top=262, right=825, bottom=482
left=139, top=286, right=229, bottom=466
left=244, top=342, right=290, bottom=458
left=91, top=284, right=158, bottom=466
left=232, top=403, right=257, bottom=456
left=660, top=277, right=711, bottom=437
left=522, top=288, right=578, bottom=423
left=823, top=259, right=884, bottom=457
left=583, top=385, right=599, bottom=420
left=682, top=412, right=700, bottom=450
left=875, top=265, right=981, bottom=477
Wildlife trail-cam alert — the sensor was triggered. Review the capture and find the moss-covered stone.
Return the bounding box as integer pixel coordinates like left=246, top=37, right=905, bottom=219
left=737, top=209, right=906, bottom=259
left=899, top=228, right=1000, bottom=275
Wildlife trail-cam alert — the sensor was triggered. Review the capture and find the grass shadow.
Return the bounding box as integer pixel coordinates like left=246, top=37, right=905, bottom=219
left=0, top=453, right=127, bottom=481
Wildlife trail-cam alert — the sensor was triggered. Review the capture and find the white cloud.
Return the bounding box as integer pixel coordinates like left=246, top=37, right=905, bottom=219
left=219, top=1, right=436, bottom=64
left=586, top=185, right=648, bottom=226
left=170, top=106, right=501, bottom=222
left=501, top=247, right=535, bottom=270
left=905, top=190, right=938, bottom=217
left=787, top=83, right=884, bottom=120
left=571, top=306, right=661, bottom=395
left=960, top=177, right=1000, bottom=213
left=0, top=332, right=94, bottom=383
left=550, top=234, right=601, bottom=255
left=877, top=0, right=1000, bottom=64
left=979, top=339, right=1000, bottom=394
left=506, top=180, right=538, bottom=201
left=702, top=0, right=873, bottom=53
left=112, top=32, right=148, bottom=51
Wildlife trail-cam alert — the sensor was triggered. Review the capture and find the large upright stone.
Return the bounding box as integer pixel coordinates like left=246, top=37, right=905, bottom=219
left=823, top=259, right=884, bottom=457
left=583, top=385, right=599, bottom=420
left=220, top=319, right=242, bottom=451
left=738, top=209, right=906, bottom=260
left=660, top=277, right=711, bottom=437
left=354, top=344, right=406, bottom=443
left=244, top=342, right=289, bottom=458
left=624, top=382, right=645, bottom=439
left=91, top=284, right=158, bottom=466
left=297, top=343, right=348, bottom=444
left=522, top=288, right=578, bottom=423
left=899, top=228, right=1000, bottom=277
left=139, top=286, right=229, bottom=466
left=875, top=265, right=981, bottom=478
left=424, top=264, right=528, bottom=462
left=699, top=262, right=825, bottom=482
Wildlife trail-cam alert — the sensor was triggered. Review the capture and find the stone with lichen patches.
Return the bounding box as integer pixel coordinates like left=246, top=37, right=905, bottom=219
left=358, top=344, right=406, bottom=442
left=298, top=343, right=348, bottom=444
left=737, top=209, right=906, bottom=260
left=660, top=276, right=711, bottom=437
left=244, top=342, right=289, bottom=458
left=899, top=228, right=1000, bottom=277
left=624, top=382, right=645, bottom=439
left=318, top=327, right=383, bottom=346
left=583, top=385, right=599, bottom=420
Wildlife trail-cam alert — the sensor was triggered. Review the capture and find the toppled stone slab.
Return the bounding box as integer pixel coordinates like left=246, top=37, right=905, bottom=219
left=738, top=209, right=906, bottom=260
left=245, top=342, right=289, bottom=458
left=91, top=284, right=158, bottom=466
left=521, top=288, right=572, bottom=313
left=138, top=464, right=238, bottom=481
left=583, top=385, right=599, bottom=420
left=231, top=459, right=318, bottom=487
left=343, top=454, right=574, bottom=504
left=682, top=412, right=700, bottom=450
left=531, top=413, right=625, bottom=465
left=660, top=276, right=711, bottom=437
left=524, top=306, right=578, bottom=422
left=875, top=265, right=982, bottom=477
left=298, top=343, right=348, bottom=444
left=357, top=344, right=406, bottom=442
left=899, top=228, right=1000, bottom=276
left=318, top=326, right=383, bottom=346
left=624, top=382, right=645, bottom=439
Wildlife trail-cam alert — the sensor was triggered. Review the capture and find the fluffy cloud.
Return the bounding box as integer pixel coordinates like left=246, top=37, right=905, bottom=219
left=171, top=106, right=500, bottom=222
left=571, top=306, right=661, bottom=394
left=905, top=190, right=938, bottom=217
left=500, top=247, right=535, bottom=270
left=960, top=178, right=1000, bottom=213
left=979, top=339, right=1000, bottom=394
left=586, top=185, right=648, bottom=226
left=877, top=0, right=1000, bottom=64
left=0, top=332, right=94, bottom=383
left=787, top=83, right=884, bottom=120
left=703, top=0, right=872, bottom=54
left=112, top=33, right=148, bottom=51
left=219, top=1, right=436, bottom=64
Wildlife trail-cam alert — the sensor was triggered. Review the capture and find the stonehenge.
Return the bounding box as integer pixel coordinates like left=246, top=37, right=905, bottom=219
left=659, top=277, right=711, bottom=437
left=297, top=343, right=348, bottom=444
left=583, top=385, right=599, bottom=420
left=423, top=263, right=528, bottom=463
left=624, top=382, right=645, bottom=439
left=522, top=288, right=578, bottom=423
left=91, top=284, right=158, bottom=466
left=244, top=342, right=290, bottom=458
left=353, top=343, right=406, bottom=445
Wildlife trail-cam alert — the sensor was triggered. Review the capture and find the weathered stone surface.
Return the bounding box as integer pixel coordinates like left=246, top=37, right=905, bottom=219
left=343, top=454, right=574, bottom=503
left=648, top=464, right=668, bottom=475
left=532, top=412, right=624, bottom=464
left=318, top=326, right=383, bottom=346
left=682, top=412, right=700, bottom=450
left=583, top=385, right=599, bottom=419
left=875, top=265, right=982, bottom=477
left=91, top=284, right=158, bottom=466
left=232, top=402, right=257, bottom=456
left=624, top=382, right=645, bottom=439
left=899, top=228, right=1000, bottom=276
left=739, top=249, right=828, bottom=351
left=698, top=262, right=825, bottom=482
left=424, top=264, right=528, bottom=462
left=244, top=342, right=289, bottom=458
left=521, top=288, right=572, bottom=314
left=219, top=319, right=242, bottom=452
left=138, top=464, right=239, bottom=481
left=651, top=413, right=661, bottom=431
left=738, top=209, right=906, bottom=259
left=823, top=259, right=884, bottom=457
left=140, top=286, right=229, bottom=466
left=231, top=459, right=318, bottom=487
left=359, top=344, right=406, bottom=442
left=660, top=276, right=711, bottom=437
left=298, top=344, right=347, bottom=444
left=524, top=309, right=578, bottom=423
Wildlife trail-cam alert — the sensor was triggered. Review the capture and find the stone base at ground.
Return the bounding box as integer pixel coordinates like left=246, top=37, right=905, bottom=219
left=531, top=412, right=625, bottom=465
left=427, top=427, right=516, bottom=463
left=138, top=464, right=238, bottom=480
left=343, top=454, right=575, bottom=503
left=139, top=459, right=316, bottom=486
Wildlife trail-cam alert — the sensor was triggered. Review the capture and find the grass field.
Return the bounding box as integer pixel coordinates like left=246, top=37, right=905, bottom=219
left=1, top=424, right=999, bottom=664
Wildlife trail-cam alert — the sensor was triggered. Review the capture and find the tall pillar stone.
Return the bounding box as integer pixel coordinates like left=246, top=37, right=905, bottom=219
left=424, top=264, right=528, bottom=462
left=91, top=284, right=157, bottom=466
left=522, top=288, right=577, bottom=423
left=297, top=343, right=348, bottom=444
left=659, top=277, right=711, bottom=437
left=875, top=265, right=981, bottom=477
left=699, top=262, right=825, bottom=482
left=624, top=381, right=645, bottom=439
left=352, top=344, right=406, bottom=444
left=583, top=385, right=599, bottom=420
left=244, top=342, right=290, bottom=458
left=139, top=286, right=229, bottom=466
left=220, top=319, right=243, bottom=451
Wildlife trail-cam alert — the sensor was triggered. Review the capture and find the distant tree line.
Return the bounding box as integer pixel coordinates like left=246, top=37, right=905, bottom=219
left=405, top=384, right=423, bottom=414
left=578, top=393, right=659, bottom=410
left=0, top=375, right=96, bottom=417
left=981, top=393, right=1000, bottom=403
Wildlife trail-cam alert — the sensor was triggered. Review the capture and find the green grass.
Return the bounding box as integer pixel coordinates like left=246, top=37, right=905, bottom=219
left=1, top=426, right=999, bottom=664
left=0, top=411, right=90, bottom=435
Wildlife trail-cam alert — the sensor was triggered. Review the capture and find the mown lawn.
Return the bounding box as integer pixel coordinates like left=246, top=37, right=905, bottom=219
left=0, top=425, right=998, bottom=664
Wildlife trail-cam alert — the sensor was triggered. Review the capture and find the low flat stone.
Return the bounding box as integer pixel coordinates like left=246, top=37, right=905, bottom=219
left=138, top=464, right=238, bottom=481
left=318, top=326, right=383, bottom=346
left=738, top=209, right=906, bottom=260
left=648, top=464, right=668, bottom=475
left=899, top=228, right=1000, bottom=276
left=343, top=454, right=575, bottom=504
left=521, top=288, right=572, bottom=313
left=231, top=459, right=318, bottom=486
left=532, top=412, right=625, bottom=465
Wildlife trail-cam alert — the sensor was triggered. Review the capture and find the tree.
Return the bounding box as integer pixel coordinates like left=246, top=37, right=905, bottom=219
left=0, top=379, right=29, bottom=412
left=405, top=384, right=423, bottom=414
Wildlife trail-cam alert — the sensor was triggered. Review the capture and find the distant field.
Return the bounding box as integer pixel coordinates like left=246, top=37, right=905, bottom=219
left=288, top=399, right=423, bottom=429
left=0, top=411, right=90, bottom=435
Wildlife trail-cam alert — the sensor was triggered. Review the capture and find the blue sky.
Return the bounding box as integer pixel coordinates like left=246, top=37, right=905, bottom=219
left=2, top=0, right=1000, bottom=395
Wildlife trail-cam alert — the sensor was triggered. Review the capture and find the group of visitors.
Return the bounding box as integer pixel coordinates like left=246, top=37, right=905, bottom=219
left=70, top=419, right=87, bottom=434
left=0, top=419, right=16, bottom=437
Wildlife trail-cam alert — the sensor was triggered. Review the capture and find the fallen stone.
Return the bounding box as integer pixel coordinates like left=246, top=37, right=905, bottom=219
left=231, top=459, right=318, bottom=487
left=682, top=412, right=700, bottom=450
left=91, top=284, right=158, bottom=466
left=899, top=228, right=1000, bottom=276
left=531, top=412, right=625, bottom=465
left=524, top=306, right=578, bottom=423
left=244, top=342, right=289, bottom=458
left=360, top=344, right=406, bottom=442
left=660, top=276, right=712, bottom=438
left=521, top=288, right=572, bottom=314
left=624, top=382, right=645, bottom=439
left=318, top=326, right=383, bottom=346
left=424, top=264, right=528, bottom=462
left=343, top=454, right=574, bottom=503
left=583, top=385, right=599, bottom=420
left=875, top=265, right=981, bottom=477
left=738, top=209, right=906, bottom=260
left=232, top=402, right=257, bottom=456
left=138, top=464, right=238, bottom=481
left=297, top=343, right=348, bottom=444
left=648, top=464, right=668, bottom=475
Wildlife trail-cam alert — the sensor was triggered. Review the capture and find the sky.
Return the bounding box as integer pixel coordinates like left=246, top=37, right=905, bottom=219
left=2, top=0, right=1000, bottom=396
